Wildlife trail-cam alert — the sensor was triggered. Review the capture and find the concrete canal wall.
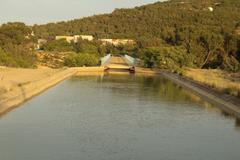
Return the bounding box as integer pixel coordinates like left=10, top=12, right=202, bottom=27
left=1, top=66, right=239, bottom=119
left=0, top=67, right=105, bottom=116
left=158, top=71, right=240, bottom=118
left=133, top=67, right=240, bottom=118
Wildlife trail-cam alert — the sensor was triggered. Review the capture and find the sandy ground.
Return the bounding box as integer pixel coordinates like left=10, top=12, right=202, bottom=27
left=0, top=65, right=239, bottom=118
left=0, top=67, right=63, bottom=94
left=0, top=66, right=105, bottom=115
left=0, top=66, right=105, bottom=94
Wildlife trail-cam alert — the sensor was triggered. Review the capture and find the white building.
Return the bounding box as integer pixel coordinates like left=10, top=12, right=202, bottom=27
left=55, top=36, right=74, bottom=43
left=75, top=35, right=94, bottom=42
left=55, top=35, right=94, bottom=43
left=100, top=39, right=135, bottom=46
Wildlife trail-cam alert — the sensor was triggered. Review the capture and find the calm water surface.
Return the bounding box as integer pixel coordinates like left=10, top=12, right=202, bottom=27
left=0, top=73, right=240, bottom=160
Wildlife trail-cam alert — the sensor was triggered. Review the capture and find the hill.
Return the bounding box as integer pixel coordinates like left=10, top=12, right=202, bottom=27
left=0, top=0, right=240, bottom=71
left=33, top=0, right=240, bottom=39
left=33, top=0, right=240, bottom=71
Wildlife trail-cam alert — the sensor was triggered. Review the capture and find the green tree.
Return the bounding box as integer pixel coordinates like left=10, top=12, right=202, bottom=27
left=42, top=39, right=74, bottom=52
left=64, top=53, right=99, bottom=67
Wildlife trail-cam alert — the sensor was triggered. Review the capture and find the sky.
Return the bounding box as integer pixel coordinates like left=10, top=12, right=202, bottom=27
left=0, top=0, right=163, bottom=25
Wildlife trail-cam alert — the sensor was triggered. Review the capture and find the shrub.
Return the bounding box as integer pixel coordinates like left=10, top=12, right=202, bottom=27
left=0, top=47, right=36, bottom=68
left=64, top=52, right=99, bottom=67
left=0, top=48, right=17, bottom=66
left=140, top=45, right=195, bottom=71
left=42, top=39, right=74, bottom=52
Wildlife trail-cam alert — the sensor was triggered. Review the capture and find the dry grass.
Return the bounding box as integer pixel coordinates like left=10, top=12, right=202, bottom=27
left=184, top=68, right=240, bottom=98
left=35, top=51, right=67, bottom=68
left=0, top=67, right=63, bottom=95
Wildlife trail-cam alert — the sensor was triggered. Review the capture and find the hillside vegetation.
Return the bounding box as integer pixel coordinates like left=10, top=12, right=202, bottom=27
left=0, top=0, right=239, bottom=71
left=184, top=68, right=240, bottom=97
left=33, top=0, right=240, bottom=71
left=0, top=23, right=36, bottom=68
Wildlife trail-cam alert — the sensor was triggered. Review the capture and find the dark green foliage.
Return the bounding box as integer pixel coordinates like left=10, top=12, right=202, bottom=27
left=0, top=22, right=36, bottom=68
left=140, top=46, right=194, bottom=70
left=64, top=53, right=99, bottom=67
left=42, top=39, right=74, bottom=52
left=0, top=48, right=16, bottom=67
left=0, top=47, right=36, bottom=68
left=96, top=43, right=138, bottom=57
left=73, top=39, right=99, bottom=54
left=32, top=0, right=240, bottom=71
left=33, top=0, right=240, bottom=41
left=1, top=0, right=240, bottom=70
left=0, top=22, right=34, bottom=45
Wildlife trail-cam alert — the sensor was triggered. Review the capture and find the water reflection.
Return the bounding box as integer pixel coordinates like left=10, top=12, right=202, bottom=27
left=236, top=118, right=240, bottom=130
left=221, top=110, right=232, bottom=118
left=73, top=73, right=223, bottom=113
left=98, top=74, right=197, bottom=102
left=1, top=73, right=240, bottom=160
left=73, top=73, right=239, bottom=130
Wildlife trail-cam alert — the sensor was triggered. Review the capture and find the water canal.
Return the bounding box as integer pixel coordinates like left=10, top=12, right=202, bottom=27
left=0, top=73, right=240, bottom=160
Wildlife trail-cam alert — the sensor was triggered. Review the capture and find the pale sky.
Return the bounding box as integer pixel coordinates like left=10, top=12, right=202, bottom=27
left=0, top=0, right=163, bottom=25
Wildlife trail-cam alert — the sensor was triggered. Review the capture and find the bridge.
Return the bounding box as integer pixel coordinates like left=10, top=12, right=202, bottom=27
left=100, top=54, right=136, bottom=72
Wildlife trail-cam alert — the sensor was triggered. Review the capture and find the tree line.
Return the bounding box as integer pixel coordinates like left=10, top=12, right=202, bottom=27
left=0, top=0, right=239, bottom=71
left=33, top=0, right=240, bottom=71
left=0, top=22, right=36, bottom=67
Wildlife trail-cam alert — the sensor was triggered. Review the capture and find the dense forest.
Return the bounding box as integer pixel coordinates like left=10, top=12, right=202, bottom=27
left=0, top=0, right=240, bottom=71
left=0, top=23, right=37, bottom=67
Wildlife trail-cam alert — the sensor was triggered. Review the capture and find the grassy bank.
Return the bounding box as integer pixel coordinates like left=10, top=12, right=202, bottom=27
left=183, top=68, right=240, bottom=98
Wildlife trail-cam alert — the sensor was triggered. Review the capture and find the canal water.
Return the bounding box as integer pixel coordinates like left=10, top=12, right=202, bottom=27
left=0, top=73, right=240, bottom=160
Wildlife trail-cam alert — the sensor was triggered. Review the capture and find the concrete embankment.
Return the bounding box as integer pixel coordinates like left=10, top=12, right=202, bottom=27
left=135, top=67, right=156, bottom=75
left=158, top=71, right=240, bottom=118
left=75, top=67, right=105, bottom=76
left=1, top=66, right=239, bottom=118
left=0, top=67, right=105, bottom=116
left=134, top=67, right=240, bottom=118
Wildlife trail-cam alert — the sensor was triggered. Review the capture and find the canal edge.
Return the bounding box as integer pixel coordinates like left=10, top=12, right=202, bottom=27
left=0, top=67, right=105, bottom=116
left=157, top=71, right=240, bottom=119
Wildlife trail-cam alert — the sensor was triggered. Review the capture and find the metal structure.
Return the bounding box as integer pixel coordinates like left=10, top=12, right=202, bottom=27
left=100, top=54, right=136, bottom=72
left=100, top=54, right=112, bottom=66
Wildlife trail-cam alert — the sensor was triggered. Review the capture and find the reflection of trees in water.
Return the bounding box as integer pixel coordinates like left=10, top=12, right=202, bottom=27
left=138, top=76, right=191, bottom=102
left=219, top=111, right=240, bottom=132
left=221, top=110, right=232, bottom=118
left=71, top=74, right=226, bottom=114
left=71, top=76, right=103, bottom=82
left=68, top=75, right=240, bottom=132
left=235, top=118, right=240, bottom=131
left=138, top=76, right=225, bottom=112
left=97, top=74, right=197, bottom=103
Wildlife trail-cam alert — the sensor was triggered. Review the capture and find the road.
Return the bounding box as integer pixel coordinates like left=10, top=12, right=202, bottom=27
left=105, top=56, right=131, bottom=69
